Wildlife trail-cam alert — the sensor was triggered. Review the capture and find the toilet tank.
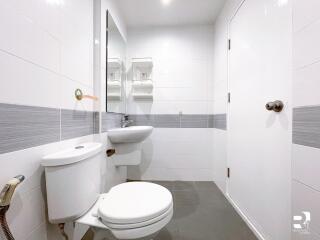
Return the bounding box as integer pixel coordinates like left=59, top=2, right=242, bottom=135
left=42, top=142, right=102, bottom=224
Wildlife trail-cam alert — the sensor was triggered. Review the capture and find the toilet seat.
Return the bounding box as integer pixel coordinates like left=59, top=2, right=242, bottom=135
left=98, top=182, right=173, bottom=225
left=103, top=203, right=173, bottom=229
left=75, top=182, right=174, bottom=240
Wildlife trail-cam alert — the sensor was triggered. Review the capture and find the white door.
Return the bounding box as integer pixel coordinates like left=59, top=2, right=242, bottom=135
left=228, top=0, right=292, bottom=239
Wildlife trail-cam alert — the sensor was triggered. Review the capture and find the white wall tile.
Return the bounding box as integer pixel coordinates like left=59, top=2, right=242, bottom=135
left=0, top=1, right=128, bottom=240
left=293, top=61, right=320, bottom=107
left=293, top=2, right=320, bottom=237
left=293, top=180, right=320, bottom=236
left=0, top=50, right=61, bottom=108
left=293, top=144, right=320, bottom=192
left=7, top=187, right=46, bottom=240
left=293, top=0, right=320, bottom=33
left=127, top=25, right=214, bottom=115
left=59, top=17, right=93, bottom=87
left=128, top=128, right=214, bottom=181
left=212, top=98, right=228, bottom=114
left=0, top=2, right=60, bottom=73
left=6, top=0, right=61, bottom=39
left=25, top=223, right=48, bottom=240
left=126, top=25, right=215, bottom=182
left=212, top=129, right=227, bottom=194
left=294, top=19, right=320, bottom=69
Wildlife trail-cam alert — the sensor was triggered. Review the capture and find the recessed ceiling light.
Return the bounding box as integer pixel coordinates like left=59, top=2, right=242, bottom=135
left=162, top=0, right=172, bottom=6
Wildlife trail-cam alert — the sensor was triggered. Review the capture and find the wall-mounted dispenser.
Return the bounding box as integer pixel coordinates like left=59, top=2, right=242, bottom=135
left=131, top=58, right=153, bottom=100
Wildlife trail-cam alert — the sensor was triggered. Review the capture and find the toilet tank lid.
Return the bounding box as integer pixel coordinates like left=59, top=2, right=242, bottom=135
left=41, top=142, right=102, bottom=167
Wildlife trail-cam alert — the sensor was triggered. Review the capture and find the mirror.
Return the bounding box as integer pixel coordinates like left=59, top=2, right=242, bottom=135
left=106, top=11, right=126, bottom=113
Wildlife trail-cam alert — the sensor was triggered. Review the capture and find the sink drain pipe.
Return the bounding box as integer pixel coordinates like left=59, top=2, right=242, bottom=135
left=0, top=175, right=25, bottom=240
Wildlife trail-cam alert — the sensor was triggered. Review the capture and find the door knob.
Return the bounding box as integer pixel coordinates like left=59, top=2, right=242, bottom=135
left=265, top=100, right=284, bottom=112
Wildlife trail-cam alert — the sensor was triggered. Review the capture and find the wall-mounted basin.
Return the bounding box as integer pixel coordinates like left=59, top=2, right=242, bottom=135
left=107, top=126, right=153, bottom=144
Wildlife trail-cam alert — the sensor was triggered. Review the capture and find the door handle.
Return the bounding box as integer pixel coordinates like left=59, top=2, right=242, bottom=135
left=265, top=100, right=284, bottom=112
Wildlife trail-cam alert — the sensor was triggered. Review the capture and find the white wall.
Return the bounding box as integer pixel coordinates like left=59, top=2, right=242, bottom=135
left=0, top=0, right=94, bottom=111
left=0, top=0, right=127, bottom=239
left=126, top=26, right=215, bottom=181
left=292, top=0, right=320, bottom=239
left=126, top=26, right=214, bottom=115
left=128, top=128, right=214, bottom=181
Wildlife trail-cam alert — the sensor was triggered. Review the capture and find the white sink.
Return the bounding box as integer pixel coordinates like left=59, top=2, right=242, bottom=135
left=107, top=126, right=153, bottom=144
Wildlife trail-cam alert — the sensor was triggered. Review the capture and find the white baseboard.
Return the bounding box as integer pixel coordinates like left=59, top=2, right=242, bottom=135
left=226, top=194, right=268, bottom=240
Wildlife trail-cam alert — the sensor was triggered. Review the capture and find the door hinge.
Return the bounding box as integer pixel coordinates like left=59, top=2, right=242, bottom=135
left=228, top=92, right=231, bottom=103
left=228, top=39, right=231, bottom=50
left=227, top=168, right=230, bottom=178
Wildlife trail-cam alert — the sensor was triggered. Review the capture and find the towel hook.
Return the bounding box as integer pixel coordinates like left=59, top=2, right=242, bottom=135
left=75, top=89, right=99, bottom=101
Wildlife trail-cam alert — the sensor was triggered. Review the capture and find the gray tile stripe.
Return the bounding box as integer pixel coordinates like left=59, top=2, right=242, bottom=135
left=128, top=114, right=227, bottom=130
left=94, top=112, right=100, bottom=134
left=0, top=103, right=111, bottom=154
left=101, top=112, right=123, bottom=133
left=0, top=102, right=227, bottom=154
left=0, top=103, right=60, bottom=154
left=210, top=114, right=227, bottom=130
left=293, top=106, right=320, bottom=148
left=61, top=109, right=95, bottom=140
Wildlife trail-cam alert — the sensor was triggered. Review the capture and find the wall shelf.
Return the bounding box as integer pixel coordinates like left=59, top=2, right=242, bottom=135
left=132, top=80, right=153, bottom=89
left=107, top=93, right=121, bottom=101
left=132, top=93, right=153, bottom=100
left=132, top=58, right=153, bottom=68
left=108, top=58, right=122, bottom=68
left=107, top=58, right=122, bottom=101
left=132, top=58, right=153, bottom=101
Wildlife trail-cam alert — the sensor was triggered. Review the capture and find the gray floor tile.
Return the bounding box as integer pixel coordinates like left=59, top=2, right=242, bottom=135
left=153, top=220, right=180, bottom=240
left=194, top=181, right=221, bottom=192
left=152, top=181, right=174, bottom=191
left=172, top=181, right=258, bottom=240
left=85, top=181, right=258, bottom=240
left=176, top=206, right=227, bottom=240
left=173, top=181, right=196, bottom=191
left=173, top=190, right=200, bottom=206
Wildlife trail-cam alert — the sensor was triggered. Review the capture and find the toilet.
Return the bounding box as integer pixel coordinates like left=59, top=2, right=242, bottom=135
left=41, top=142, right=173, bottom=240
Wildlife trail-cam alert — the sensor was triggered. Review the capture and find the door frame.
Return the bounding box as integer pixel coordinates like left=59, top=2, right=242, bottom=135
left=225, top=1, right=267, bottom=239
left=226, top=0, right=246, bottom=198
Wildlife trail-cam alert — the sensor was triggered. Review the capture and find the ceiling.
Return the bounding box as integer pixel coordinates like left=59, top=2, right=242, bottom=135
left=116, top=0, right=226, bottom=28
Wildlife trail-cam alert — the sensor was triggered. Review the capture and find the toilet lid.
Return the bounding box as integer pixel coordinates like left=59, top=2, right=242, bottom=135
left=98, top=182, right=173, bottom=224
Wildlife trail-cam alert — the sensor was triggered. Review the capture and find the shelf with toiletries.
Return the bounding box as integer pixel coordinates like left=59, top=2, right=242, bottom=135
left=107, top=58, right=122, bottom=101
left=132, top=93, right=153, bottom=100
left=108, top=58, right=122, bottom=81
left=107, top=93, right=122, bottom=101
left=132, top=58, right=153, bottom=100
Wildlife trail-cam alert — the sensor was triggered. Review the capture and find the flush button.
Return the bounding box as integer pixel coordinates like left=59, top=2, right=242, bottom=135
left=75, top=146, right=84, bottom=149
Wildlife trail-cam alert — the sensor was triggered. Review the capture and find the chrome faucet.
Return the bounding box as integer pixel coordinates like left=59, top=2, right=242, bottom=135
left=121, top=115, right=133, bottom=128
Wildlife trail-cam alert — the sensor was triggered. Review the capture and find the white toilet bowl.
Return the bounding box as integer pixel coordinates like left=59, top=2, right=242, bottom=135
left=41, top=143, right=173, bottom=240
left=76, top=182, right=174, bottom=240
